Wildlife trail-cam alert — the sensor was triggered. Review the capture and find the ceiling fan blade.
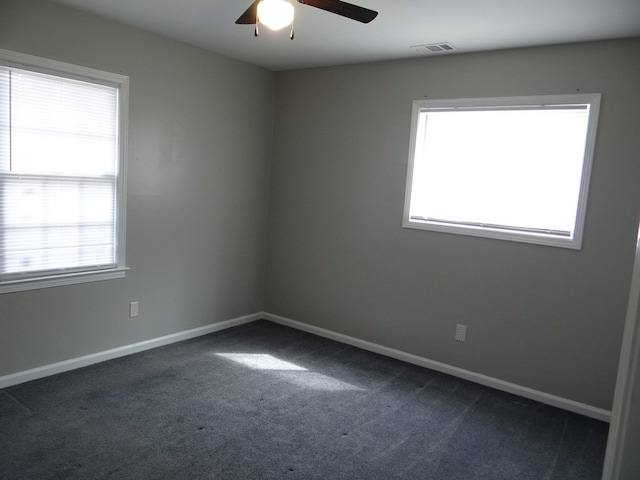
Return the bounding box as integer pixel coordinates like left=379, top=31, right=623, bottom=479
left=235, top=0, right=260, bottom=24
left=298, top=0, right=378, bottom=23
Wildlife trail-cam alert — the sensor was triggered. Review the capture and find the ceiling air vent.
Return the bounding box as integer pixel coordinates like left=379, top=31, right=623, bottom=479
left=411, top=42, right=456, bottom=54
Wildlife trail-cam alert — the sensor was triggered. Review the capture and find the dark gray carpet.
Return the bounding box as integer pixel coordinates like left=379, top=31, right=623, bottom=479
left=1, top=320, right=608, bottom=479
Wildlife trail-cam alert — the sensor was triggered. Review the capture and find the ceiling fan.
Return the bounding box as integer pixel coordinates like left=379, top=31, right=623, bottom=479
left=236, top=0, right=378, bottom=38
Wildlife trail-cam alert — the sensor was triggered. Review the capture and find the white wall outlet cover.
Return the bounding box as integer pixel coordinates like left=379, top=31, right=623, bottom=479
left=455, top=324, right=467, bottom=342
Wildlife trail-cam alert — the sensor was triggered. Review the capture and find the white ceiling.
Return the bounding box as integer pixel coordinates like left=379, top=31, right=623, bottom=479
left=48, top=0, right=640, bottom=71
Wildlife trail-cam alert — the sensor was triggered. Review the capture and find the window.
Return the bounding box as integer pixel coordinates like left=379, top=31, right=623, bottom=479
left=0, top=49, right=128, bottom=293
left=403, top=94, right=601, bottom=249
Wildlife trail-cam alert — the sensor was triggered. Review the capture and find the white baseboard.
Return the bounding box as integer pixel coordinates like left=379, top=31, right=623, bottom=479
left=1, top=310, right=612, bottom=423
left=263, top=312, right=612, bottom=423
left=0, top=312, right=261, bottom=389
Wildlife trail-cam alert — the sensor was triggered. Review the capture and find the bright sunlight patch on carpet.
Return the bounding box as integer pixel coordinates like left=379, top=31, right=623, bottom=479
left=216, top=353, right=364, bottom=391
left=216, top=353, right=307, bottom=370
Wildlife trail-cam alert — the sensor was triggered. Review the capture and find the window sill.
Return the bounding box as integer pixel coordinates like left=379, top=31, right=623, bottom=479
left=403, top=218, right=581, bottom=250
left=0, top=267, right=129, bottom=294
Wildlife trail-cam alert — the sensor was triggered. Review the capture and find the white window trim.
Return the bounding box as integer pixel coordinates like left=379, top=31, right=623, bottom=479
left=402, top=93, right=601, bottom=249
left=0, top=49, right=129, bottom=293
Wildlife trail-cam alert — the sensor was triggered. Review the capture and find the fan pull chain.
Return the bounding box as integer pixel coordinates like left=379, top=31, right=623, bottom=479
left=254, top=21, right=259, bottom=37
left=290, top=17, right=295, bottom=40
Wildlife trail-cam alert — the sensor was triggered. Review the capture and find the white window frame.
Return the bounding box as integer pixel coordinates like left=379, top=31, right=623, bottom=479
left=0, top=49, right=128, bottom=293
left=402, top=94, right=601, bottom=249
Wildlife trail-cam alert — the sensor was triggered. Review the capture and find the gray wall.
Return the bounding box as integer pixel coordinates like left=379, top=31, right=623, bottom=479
left=0, top=0, right=275, bottom=375
left=265, top=38, right=640, bottom=410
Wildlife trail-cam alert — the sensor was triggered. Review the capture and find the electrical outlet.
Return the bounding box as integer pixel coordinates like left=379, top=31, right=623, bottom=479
left=129, top=301, right=139, bottom=318
left=455, top=324, right=467, bottom=342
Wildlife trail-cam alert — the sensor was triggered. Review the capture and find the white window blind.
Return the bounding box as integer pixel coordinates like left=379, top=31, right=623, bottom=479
left=0, top=64, right=121, bottom=282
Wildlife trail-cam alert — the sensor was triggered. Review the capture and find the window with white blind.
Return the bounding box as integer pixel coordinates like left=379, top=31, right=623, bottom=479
left=0, top=49, right=128, bottom=293
left=403, top=94, right=601, bottom=249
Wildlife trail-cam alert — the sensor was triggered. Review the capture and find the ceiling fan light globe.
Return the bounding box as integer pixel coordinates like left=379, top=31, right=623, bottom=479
left=258, top=0, right=294, bottom=31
